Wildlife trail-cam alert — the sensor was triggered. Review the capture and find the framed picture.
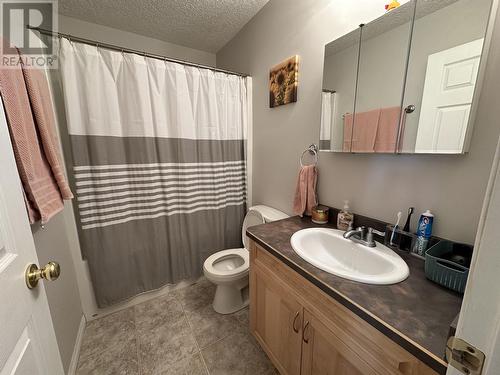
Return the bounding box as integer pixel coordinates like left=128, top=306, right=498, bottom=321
left=269, top=55, right=299, bottom=108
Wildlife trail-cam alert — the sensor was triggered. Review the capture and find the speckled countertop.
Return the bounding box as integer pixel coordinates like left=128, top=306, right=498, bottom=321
left=247, top=216, right=463, bottom=374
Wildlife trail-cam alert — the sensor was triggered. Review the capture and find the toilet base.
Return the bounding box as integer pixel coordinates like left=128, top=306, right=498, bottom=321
left=212, top=277, right=249, bottom=314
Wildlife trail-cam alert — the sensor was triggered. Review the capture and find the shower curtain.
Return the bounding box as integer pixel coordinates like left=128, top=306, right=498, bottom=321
left=320, top=91, right=336, bottom=151
left=58, top=39, right=251, bottom=307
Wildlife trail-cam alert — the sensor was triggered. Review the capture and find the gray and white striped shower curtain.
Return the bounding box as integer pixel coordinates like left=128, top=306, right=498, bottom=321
left=59, top=39, right=251, bottom=307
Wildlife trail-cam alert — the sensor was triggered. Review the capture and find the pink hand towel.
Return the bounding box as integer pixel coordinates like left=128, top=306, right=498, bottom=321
left=351, top=109, right=381, bottom=152
left=343, top=109, right=381, bottom=152
left=375, top=107, right=401, bottom=153
left=293, top=165, right=318, bottom=217
left=20, top=51, right=73, bottom=200
left=0, top=48, right=72, bottom=224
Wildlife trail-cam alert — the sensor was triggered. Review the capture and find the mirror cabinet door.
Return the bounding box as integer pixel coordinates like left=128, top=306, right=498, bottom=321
left=320, top=28, right=361, bottom=152
left=352, top=2, right=415, bottom=154
left=319, top=0, right=494, bottom=155
left=400, top=0, right=492, bottom=154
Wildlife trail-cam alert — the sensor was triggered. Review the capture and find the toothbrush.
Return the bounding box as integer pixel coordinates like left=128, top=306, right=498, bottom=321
left=390, top=211, right=402, bottom=246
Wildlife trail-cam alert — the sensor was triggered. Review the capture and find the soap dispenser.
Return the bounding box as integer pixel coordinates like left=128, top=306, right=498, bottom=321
left=337, top=200, right=354, bottom=231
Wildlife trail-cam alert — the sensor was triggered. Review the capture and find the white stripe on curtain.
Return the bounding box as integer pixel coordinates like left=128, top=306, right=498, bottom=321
left=76, top=184, right=246, bottom=202
left=73, top=160, right=245, bottom=172
left=81, top=200, right=247, bottom=230
left=77, top=186, right=247, bottom=209
left=80, top=197, right=247, bottom=224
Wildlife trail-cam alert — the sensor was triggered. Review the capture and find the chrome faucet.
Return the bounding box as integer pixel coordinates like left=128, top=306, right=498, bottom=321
left=343, top=226, right=385, bottom=248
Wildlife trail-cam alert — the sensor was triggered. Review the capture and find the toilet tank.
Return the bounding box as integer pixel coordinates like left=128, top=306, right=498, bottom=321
left=242, top=205, right=289, bottom=249
left=248, top=205, right=289, bottom=223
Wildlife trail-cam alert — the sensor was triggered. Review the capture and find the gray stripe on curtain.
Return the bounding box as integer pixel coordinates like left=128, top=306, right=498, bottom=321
left=70, top=135, right=246, bottom=166
left=319, top=140, right=331, bottom=150
left=80, top=204, right=245, bottom=307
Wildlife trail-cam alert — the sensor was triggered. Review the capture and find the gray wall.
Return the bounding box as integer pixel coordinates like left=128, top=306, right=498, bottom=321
left=217, top=0, right=500, bottom=244
left=58, top=15, right=216, bottom=67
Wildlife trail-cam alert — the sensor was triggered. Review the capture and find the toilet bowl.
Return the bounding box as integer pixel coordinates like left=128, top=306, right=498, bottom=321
left=203, top=205, right=288, bottom=314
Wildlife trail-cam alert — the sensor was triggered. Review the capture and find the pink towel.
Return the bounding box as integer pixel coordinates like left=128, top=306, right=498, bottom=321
left=293, top=165, right=318, bottom=217
left=0, top=48, right=72, bottom=224
left=20, top=52, right=73, bottom=201
left=343, top=109, right=381, bottom=152
left=375, top=107, right=400, bottom=153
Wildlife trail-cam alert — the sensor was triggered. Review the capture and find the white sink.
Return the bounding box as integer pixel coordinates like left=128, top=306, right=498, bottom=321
left=290, top=228, right=409, bottom=285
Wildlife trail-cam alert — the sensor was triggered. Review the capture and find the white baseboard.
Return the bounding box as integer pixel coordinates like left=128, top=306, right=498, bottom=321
left=67, top=314, right=86, bottom=375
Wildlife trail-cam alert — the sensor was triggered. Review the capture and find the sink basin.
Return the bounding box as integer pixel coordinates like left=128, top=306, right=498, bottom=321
left=290, top=228, right=409, bottom=284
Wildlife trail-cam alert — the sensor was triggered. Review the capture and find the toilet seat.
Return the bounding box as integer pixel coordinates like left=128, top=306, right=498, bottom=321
left=203, top=248, right=249, bottom=282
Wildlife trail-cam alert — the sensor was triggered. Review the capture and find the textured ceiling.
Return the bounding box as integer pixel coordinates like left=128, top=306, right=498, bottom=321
left=58, top=0, right=270, bottom=52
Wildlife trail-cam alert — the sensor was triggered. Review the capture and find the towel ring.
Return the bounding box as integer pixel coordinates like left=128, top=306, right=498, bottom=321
left=300, top=144, right=318, bottom=167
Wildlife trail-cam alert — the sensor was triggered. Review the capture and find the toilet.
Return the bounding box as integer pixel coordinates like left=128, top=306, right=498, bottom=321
left=203, top=205, right=288, bottom=314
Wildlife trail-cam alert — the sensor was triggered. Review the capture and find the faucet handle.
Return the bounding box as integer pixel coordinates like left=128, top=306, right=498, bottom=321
left=356, top=225, right=367, bottom=235
left=357, top=226, right=367, bottom=240
left=365, top=227, right=382, bottom=247
left=369, top=227, right=386, bottom=237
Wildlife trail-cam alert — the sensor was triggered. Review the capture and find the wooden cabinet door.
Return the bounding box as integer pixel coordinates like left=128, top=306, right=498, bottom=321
left=301, top=309, right=377, bottom=375
left=250, top=263, right=303, bottom=375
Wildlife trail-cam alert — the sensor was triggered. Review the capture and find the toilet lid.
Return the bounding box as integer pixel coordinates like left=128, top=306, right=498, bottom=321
left=242, top=209, right=265, bottom=249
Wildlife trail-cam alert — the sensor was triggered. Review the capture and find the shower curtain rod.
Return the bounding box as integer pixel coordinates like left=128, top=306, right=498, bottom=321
left=27, top=25, right=250, bottom=78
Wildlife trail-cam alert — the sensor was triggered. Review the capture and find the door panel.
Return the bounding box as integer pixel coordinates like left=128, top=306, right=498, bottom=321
left=301, top=309, right=376, bottom=375
left=0, top=100, right=63, bottom=374
left=448, top=137, right=500, bottom=373
left=415, top=38, right=483, bottom=153
left=2, top=325, right=42, bottom=375
left=432, top=105, right=470, bottom=152
left=250, top=262, right=303, bottom=375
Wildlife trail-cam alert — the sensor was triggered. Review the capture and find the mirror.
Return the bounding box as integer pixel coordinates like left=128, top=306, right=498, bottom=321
left=400, top=0, right=492, bottom=153
left=319, top=0, right=494, bottom=154
left=352, top=3, right=414, bottom=153
left=320, top=28, right=360, bottom=152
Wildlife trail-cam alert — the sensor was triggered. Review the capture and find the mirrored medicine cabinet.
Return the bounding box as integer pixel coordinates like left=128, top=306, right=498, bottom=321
left=319, top=0, right=495, bottom=154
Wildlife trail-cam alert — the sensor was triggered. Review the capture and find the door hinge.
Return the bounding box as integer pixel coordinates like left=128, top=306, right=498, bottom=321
left=446, top=336, right=485, bottom=375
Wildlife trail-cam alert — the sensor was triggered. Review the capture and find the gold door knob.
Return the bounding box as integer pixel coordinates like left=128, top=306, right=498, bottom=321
left=25, top=261, right=61, bottom=289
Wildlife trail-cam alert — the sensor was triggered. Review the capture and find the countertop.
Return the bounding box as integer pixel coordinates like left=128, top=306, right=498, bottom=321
left=247, top=216, right=463, bottom=374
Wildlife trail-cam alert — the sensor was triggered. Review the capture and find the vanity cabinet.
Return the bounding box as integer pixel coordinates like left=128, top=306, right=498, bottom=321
left=249, top=239, right=439, bottom=375
left=252, top=258, right=303, bottom=375
left=301, top=309, right=373, bottom=375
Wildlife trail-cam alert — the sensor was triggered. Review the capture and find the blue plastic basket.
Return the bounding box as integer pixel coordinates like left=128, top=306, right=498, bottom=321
left=424, top=241, right=471, bottom=294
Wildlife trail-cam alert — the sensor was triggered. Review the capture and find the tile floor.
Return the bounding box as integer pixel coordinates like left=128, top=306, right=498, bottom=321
left=76, top=278, right=277, bottom=375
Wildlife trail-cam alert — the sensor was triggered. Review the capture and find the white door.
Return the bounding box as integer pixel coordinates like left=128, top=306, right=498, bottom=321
left=447, top=136, right=500, bottom=374
left=415, top=39, right=484, bottom=154
left=0, top=100, right=64, bottom=374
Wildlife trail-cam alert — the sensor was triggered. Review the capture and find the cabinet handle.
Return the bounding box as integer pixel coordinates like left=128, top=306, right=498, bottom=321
left=292, top=311, right=300, bottom=333
left=303, top=321, right=310, bottom=343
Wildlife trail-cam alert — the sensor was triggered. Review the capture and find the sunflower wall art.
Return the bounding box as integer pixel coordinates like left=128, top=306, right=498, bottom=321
left=269, top=55, right=299, bottom=108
